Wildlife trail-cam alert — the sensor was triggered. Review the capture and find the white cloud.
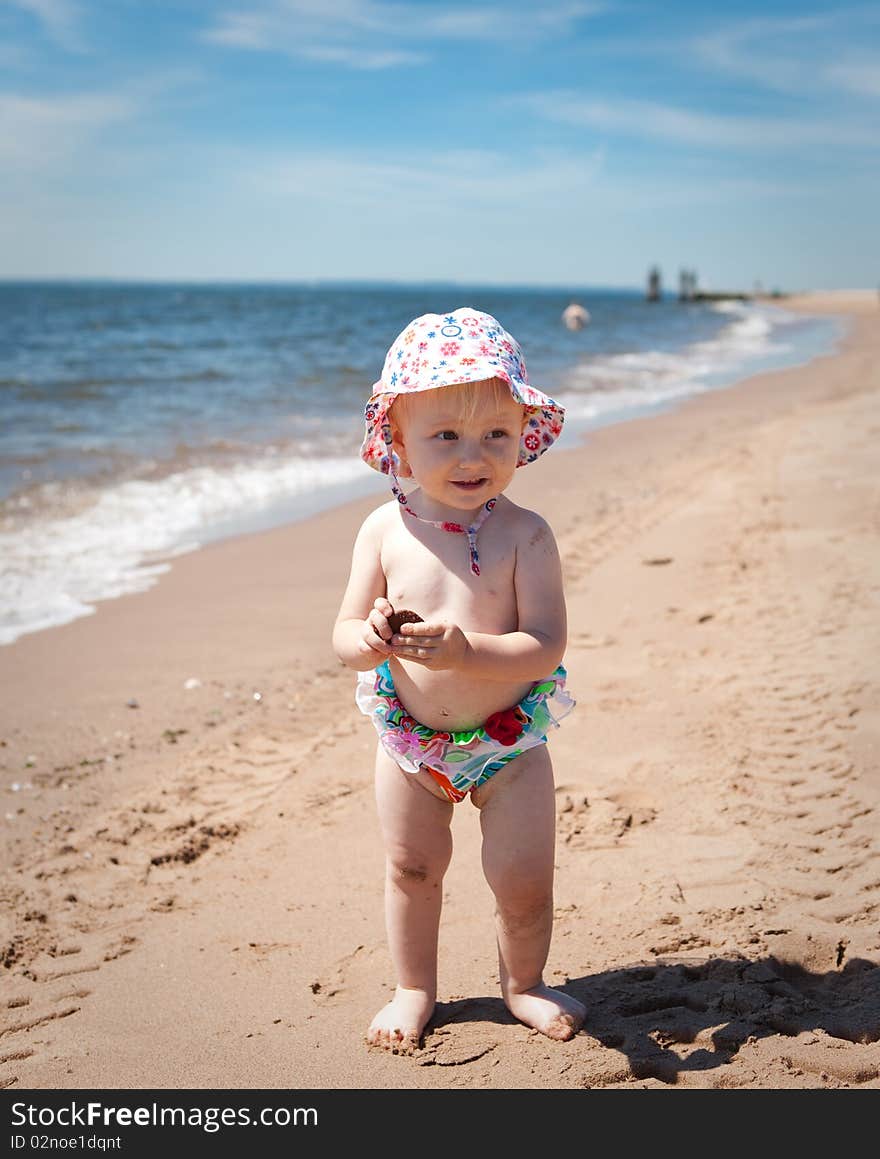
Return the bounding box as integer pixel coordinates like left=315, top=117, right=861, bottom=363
left=516, top=91, right=877, bottom=151
left=692, top=13, right=880, bottom=101
left=240, top=143, right=607, bottom=210
left=204, top=0, right=604, bottom=67
left=203, top=10, right=273, bottom=49
left=8, top=0, right=85, bottom=52
left=825, top=61, right=880, bottom=98
left=300, top=43, right=425, bottom=68
left=0, top=91, right=135, bottom=171
left=421, top=2, right=605, bottom=39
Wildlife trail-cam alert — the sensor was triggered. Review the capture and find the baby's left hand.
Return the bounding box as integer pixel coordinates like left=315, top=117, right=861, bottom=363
left=389, top=620, right=468, bottom=670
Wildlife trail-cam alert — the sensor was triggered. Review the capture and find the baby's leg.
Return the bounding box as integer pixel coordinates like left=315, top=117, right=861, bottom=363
left=474, top=745, right=585, bottom=1040
left=368, top=745, right=453, bottom=1053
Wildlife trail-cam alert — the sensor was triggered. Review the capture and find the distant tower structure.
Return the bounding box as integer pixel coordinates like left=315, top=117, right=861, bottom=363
left=678, top=268, right=698, bottom=301
left=646, top=266, right=662, bottom=302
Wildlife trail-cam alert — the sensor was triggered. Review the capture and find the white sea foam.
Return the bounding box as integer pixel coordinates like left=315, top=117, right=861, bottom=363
left=554, top=300, right=797, bottom=425
left=0, top=454, right=376, bottom=645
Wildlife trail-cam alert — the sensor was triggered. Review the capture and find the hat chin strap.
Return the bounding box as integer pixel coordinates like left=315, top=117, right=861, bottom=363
left=390, top=469, right=496, bottom=578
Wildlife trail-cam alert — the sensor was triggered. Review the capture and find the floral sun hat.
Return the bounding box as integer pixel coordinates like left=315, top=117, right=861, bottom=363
left=361, top=307, right=565, bottom=477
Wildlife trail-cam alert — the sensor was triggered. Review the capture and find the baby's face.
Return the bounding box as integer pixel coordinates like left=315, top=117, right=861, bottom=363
left=391, top=380, right=525, bottom=514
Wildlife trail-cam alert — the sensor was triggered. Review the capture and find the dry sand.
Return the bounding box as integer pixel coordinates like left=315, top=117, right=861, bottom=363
left=1, top=291, right=878, bottom=1091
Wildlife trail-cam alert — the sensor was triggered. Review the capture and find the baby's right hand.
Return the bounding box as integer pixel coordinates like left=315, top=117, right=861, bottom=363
left=359, top=597, right=394, bottom=656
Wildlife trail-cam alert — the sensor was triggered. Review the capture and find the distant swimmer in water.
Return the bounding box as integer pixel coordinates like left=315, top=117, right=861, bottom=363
left=561, top=302, right=590, bottom=331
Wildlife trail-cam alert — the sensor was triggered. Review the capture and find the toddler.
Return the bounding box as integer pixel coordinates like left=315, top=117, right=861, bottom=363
left=332, top=308, right=585, bottom=1052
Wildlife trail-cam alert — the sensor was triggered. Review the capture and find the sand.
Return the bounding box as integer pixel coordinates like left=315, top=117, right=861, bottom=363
left=1, top=291, right=878, bottom=1091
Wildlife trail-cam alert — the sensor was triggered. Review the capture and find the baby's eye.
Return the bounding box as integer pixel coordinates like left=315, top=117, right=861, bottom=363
left=436, top=430, right=458, bottom=440
left=487, top=429, right=510, bottom=439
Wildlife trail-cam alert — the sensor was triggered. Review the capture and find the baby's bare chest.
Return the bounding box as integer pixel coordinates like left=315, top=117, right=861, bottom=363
left=381, top=518, right=520, bottom=633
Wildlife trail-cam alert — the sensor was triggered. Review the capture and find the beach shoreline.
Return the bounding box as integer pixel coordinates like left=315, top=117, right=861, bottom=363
left=1, top=290, right=878, bottom=1090
left=0, top=286, right=846, bottom=650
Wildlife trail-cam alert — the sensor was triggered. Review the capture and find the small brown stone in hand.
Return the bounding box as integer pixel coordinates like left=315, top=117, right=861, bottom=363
left=387, top=609, right=424, bottom=634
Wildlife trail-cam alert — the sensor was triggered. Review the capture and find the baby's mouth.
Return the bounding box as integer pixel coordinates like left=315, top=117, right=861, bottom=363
left=451, top=478, right=488, bottom=490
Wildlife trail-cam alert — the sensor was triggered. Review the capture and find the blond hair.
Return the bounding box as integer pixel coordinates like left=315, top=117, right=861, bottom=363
left=390, top=377, right=517, bottom=434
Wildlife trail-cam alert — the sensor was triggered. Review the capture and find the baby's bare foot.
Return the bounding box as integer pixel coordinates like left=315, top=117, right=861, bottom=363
left=366, top=986, right=435, bottom=1054
left=504, top=983, right=585, bottom=1041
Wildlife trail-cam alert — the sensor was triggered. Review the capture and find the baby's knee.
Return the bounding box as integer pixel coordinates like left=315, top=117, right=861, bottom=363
left=494, top=884, right=553, bottom=932
left=386, top=845, right=450, bottom=889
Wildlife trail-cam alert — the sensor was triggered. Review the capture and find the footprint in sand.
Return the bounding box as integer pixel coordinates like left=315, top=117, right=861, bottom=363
left=310, top=944, right=375, bottom=1005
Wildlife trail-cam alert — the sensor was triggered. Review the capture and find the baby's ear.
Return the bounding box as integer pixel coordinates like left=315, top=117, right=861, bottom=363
left=390, top=425, right=413, bottom=478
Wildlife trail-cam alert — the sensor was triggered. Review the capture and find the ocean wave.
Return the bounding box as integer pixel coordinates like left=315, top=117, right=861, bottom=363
left=0, top=453, right=376, bottom=646
left=554, top=300, right=807, bottom=421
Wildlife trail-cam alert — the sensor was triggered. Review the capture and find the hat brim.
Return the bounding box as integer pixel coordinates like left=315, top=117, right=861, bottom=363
left=361, top=377, right=565, bottom=475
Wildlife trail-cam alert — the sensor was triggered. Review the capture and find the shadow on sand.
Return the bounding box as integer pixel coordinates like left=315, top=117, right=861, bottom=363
left=428, top=953, right=880, bottom=1084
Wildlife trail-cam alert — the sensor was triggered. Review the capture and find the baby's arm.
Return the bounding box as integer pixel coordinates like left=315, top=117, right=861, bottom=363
left=332, top=508, right=395, bottom=671
left=391, top=512, right=568, bottom=681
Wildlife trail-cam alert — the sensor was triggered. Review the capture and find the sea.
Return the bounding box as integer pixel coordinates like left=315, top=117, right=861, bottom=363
left=0, top=281, right=845, bottom=646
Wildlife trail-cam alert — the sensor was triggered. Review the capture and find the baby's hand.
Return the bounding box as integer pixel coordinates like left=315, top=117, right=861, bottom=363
left=389, top=620, right=468, bottom=671
left=359, top=597, right=394, bottom=657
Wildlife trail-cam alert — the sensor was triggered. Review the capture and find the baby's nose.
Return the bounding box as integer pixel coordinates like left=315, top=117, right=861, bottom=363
left=456, top=439, right=484, bottom=465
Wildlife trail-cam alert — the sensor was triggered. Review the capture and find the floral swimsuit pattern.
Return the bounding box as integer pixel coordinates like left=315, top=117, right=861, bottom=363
left=356, top=661, right=575, bottom=803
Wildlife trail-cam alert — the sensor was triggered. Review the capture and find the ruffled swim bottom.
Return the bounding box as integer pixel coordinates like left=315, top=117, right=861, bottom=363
left=355, top=660, right=574, bottom=803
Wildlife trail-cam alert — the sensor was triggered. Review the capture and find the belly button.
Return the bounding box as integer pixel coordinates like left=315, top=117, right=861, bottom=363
left=440, top=707, right=450, bottom=717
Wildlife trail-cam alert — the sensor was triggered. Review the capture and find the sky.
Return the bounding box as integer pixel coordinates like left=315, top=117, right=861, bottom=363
left=1, top=0, right=878, bottom=290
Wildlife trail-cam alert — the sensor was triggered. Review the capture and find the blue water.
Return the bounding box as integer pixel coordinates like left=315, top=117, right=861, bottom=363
left=0, top=281, right=844, bottom=644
